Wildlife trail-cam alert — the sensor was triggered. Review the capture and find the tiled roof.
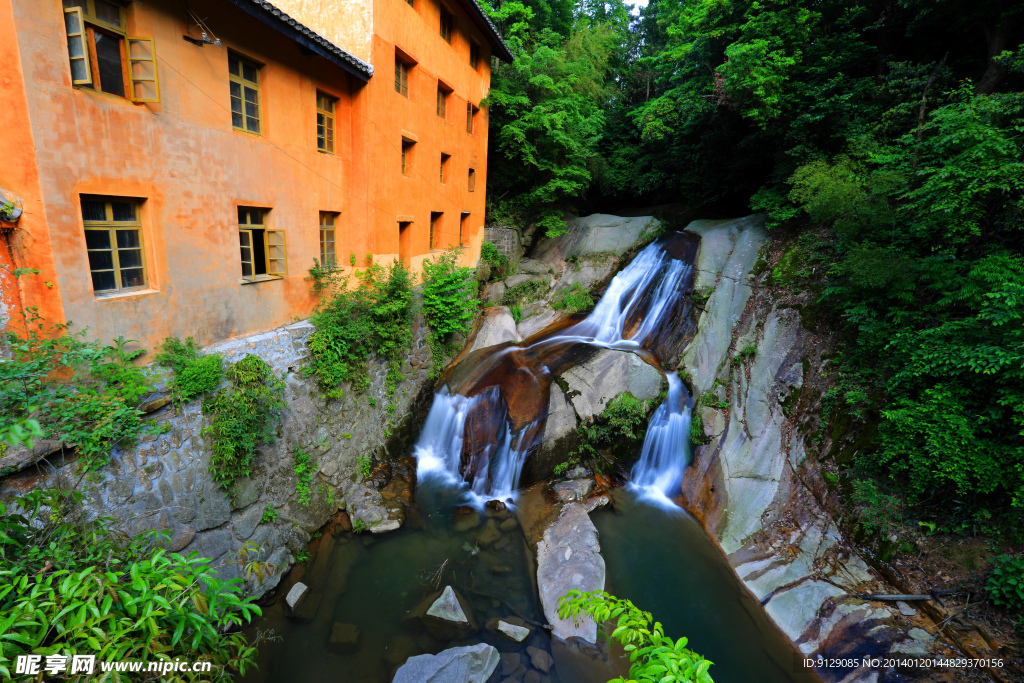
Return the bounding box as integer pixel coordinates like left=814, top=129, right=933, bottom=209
left=228, top=0, right=374, bottom=81
left=456, top=0, right=514, bottom=62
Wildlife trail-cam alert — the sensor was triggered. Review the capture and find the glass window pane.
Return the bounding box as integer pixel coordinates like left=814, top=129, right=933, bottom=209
left=62, top=0, right=88, bottom=9
left=241, top=260, right=253, bottom=277
left=232, top=110, right=243, bottom=128
left=120, top=268, right=144, bottom=288
left=94, top=33, right=126, bottom=97
left=95, top=0, right=122, bottom=26
left=70, top=57, right=89, bottom=83
left=111, top=202, right=135, bottom=221
left=230, top=81, right=241, bottom=99
left=244, top=87, right=258, bottom=104
left=67, top=32, right=85, bottom=59
left=247, top=117, right=260, bottom=134
left=238, top=208, right=248, bottom=225
left=87, top=250, right=114, bottom=270
left=116, top=229, right=140, bottom=248
left=118, top=248, right=143, bottom=268
left=92, top=270, right=117, bottom=291
left=85, top=229, right=111, bottom=249
left=229, top=55, right=240, bottom=76
left=82, top=200, right=107, bottom=222
left=242, top=63, right=258, bottom=83
left=245, top=100, right=258, bottom=117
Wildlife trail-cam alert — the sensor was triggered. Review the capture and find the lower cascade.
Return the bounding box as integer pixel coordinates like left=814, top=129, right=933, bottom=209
left=628, top=372, right=692, bottom=505
left=412, top=238, right=695, bottom=502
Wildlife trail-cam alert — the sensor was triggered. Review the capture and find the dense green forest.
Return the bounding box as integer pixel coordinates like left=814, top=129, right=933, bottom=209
left=483, top=0, right=1024, bottom=536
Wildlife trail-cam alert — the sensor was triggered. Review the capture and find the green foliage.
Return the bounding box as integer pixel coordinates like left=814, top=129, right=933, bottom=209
left=689, top=409, right=708, bottom=445
left=731, top=345, right=757, bottom=367
left=987, top=555, right=1024, bottom=611
left=558, top=590, right=714, bottom=683
left=202, top=355, right=286, bottom=492
left=422, top=247, right=478, bottom=374
left=0, top=488, right=261, bottom=680
left=295, top=549, right=311, bottom=564
left=851, top=480, right=903, bottom=538
left=352, top=518, right=367, bottom=534
left=260, top=505, right=278, bottom=524
left=572, top=392, right=652, bottom=471
left=484, top=0, right=619, bottom=235
left=510, top=304, right=523, bottom=323
left=501, top=279, right=546, bottom=307
left=480, top=241, right=509, bottom=277
left=356, top=456, right=372, bottom=480
left=305, top=259, right=414, bottom=399
left=156, top=336, right=224, bottom=403
left=293, top=446, right=316, bottom=507
left=551, top=283, right=596, bottom=314
left=0, top=277, right=158, bottom=467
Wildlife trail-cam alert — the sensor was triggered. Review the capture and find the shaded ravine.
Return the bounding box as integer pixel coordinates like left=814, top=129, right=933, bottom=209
left=245, top=230, right=813, bottom=682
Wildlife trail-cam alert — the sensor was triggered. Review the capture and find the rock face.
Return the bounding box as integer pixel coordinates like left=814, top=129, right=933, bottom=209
left=678, top=216, right=945, bottom=680
left=393, top=643, right=500, bottom=683
left=467, top=307, right=521, bottom=354
left=533, top=214, right=661, bottom=262
left=0, top=315, right=437, bottom=598
left=536, top=503, right=605, bottom=643
left=561, top=349, right=663, bottom=420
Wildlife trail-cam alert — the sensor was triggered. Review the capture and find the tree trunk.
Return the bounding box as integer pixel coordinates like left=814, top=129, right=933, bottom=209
left=975, top=20, right=1009, bottom=95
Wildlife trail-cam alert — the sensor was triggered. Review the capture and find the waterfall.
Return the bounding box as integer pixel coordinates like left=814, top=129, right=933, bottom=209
left=413, top=239, right=694, bottom=504
left=629, top=373, right=692, bottom=506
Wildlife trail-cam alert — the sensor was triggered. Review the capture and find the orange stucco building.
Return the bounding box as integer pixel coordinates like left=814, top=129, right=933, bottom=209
left=0, top=0, right=510, bottom=352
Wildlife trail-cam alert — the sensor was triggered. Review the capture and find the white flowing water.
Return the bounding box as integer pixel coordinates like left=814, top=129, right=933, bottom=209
left=629, top=373, right=692, bottom=506
left=413, top=241, right=693, bottom=503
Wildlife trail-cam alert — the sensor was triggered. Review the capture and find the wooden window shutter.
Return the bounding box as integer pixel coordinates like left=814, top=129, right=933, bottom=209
left=266, top=230, right=287, bottom=276
left=239, top=230, right=255, bottom=280
left=63, top=8, right=93, bottom=85
left=127, top=37, right=160, bottom=103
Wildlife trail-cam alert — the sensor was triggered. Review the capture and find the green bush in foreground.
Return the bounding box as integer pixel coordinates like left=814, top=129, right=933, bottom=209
left=558, top=590, right=714, bottom=683
left=987, top=555, right=1024, bottom=612
left=0, top=489, right=261, bottom=681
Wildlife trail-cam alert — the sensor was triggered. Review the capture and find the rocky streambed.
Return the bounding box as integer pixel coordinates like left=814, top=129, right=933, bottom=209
left=245, top=213, right=967, bottom=683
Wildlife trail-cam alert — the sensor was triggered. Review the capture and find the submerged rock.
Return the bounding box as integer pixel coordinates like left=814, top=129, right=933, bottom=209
left=496, top=619, right=531, bottom=643
left=285, top=582, right=307, bottom=611
left=526, top=645, right=554, bottom=673
left=536, top=503, right=605, bottom=643
left=427, top=586, right=470, bottom=624
left=422, top=585, right=475, bottom=640
left=393, top=643, right=499, bottom=683
left=326, top=622, right=361, bottom=653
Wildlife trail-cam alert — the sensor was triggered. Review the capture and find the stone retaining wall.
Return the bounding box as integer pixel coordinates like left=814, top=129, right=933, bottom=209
left=2, top=316, right=436, bottom=596
left=483, top=226, right=522, bottom=262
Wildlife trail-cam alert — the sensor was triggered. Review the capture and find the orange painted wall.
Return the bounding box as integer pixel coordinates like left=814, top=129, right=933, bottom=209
left=4, top=0, right=492, bottom=354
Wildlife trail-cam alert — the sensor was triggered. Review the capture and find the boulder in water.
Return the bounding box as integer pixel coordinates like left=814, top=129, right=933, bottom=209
left=423, top=585, right=475, bottom=640
left=493, top=618, right=531, bottom=642
left=561, top=349, right=663, bottom=420
left=553, top=479, right=593, bottom=502
left=536, top=503, right=605, bottom=643
left=393, top=643, right=499, bottom=683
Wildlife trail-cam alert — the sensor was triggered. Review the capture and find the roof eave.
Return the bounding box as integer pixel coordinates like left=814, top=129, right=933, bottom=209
left=455, top=0, right=514, bottom=63
left=226, top=0, right=374, bottom=82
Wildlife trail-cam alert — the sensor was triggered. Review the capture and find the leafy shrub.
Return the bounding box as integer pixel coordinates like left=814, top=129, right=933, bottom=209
left=0, top=283, right=158, bottom=468
left=156, top=336, right=224, bottom=403
left=260, top=505, right=278, bottom=524
left=480, top=241, right=509, bottom=277
left=305, top=259, right=413, bottom=399
left=987, top=555, right=1024, bottom=611
left=422, top=247, right=478, bottom=373
left=572, top=392, right=653, bottom=470
left=501, top=279, right=546, bottom=307
left=356, top=456, right=373, bottom=479
left=202, top=354, right=286, bottom=491
left=731, top=344, right=757, bottom=367
left=510, top=304, right=523, bottom=323
left=558, top=590, right=714, bottom=683
left=293, top=445, right=316, bottom=506
left=851, top=479, right=903, bottom=537
left=689, top=409, right=709, bottom=445
left=0, top=489, right=262, bottom=681
left=551, top=283, right=595, bottom=314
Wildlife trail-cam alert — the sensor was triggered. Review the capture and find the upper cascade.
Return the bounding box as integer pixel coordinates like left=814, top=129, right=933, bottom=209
left=414, top=235, right=698, bottom=503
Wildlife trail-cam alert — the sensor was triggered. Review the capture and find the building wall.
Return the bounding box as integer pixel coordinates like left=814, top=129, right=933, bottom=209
left=270, top=0, right=374, bottom=63
left=5, top=0, right=491, bottom=354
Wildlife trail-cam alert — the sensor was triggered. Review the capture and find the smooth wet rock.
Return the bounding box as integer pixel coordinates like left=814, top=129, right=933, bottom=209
left=499, top=517, right=518, bottom=532
left=536, top=503, right=605, bottom=642
left=476, top=519, right=502, bottom=547
left=897, top=601, right=917, bottom=617
left=526, top=646, right=554, bottom=673
left=469, top=307, right=522, bottom=353
left=518, top=259, right=557, bottom=275
left=496, top=620, right=531, bottom=643
left=393, top=643, right=499, bottom=683
left=483, top=281, right=506, bottom=304
left=553, top=479, right=593, bottom=502
left=504, top=273, right=547, bottom=289
left=517, top=309, right=560, bottom=339
left=427, top=586, right=469, bottom=624
left=561, top=349, right=663, bottom=420
left=285, top=582, right=307, bottom=611
left=533, top=214, right=660, bottom=262
left=454, top=506, right=482, bottom=532
left=326, top=622, right=361, bottom=653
